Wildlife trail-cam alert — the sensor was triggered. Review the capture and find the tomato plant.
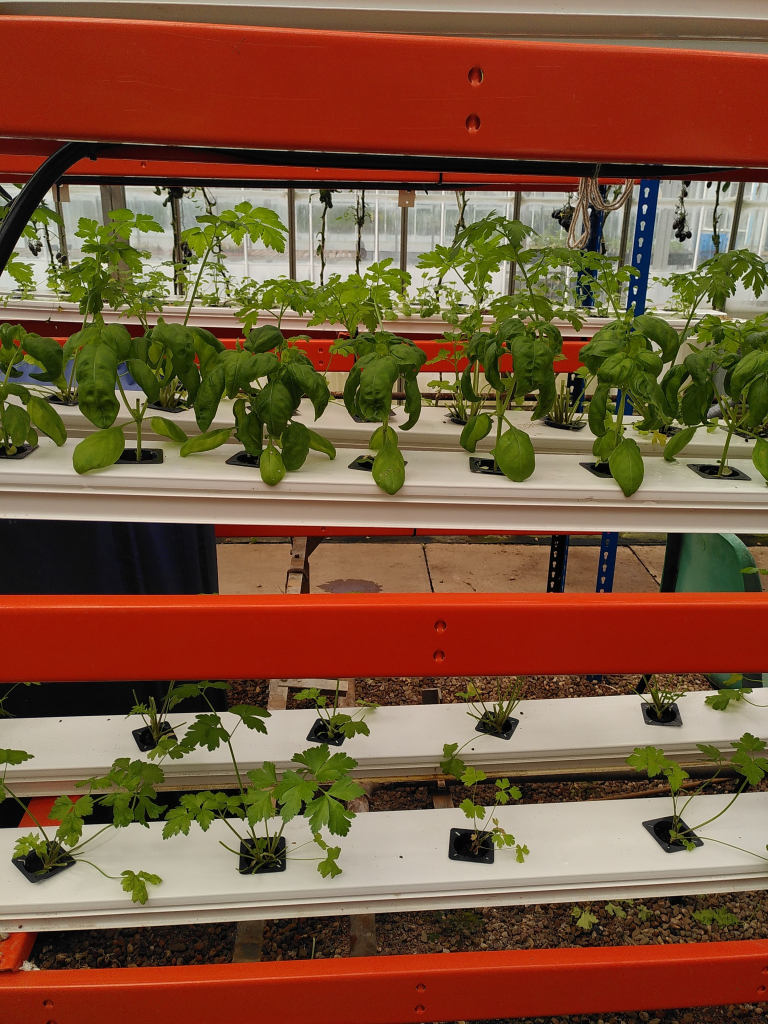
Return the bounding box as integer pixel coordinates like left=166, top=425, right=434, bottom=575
left=662, top=314, right=768, bottom=479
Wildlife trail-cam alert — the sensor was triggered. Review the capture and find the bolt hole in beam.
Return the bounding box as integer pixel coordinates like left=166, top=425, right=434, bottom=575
left=434, top=620, right=446, bottom=632
left=468, top=66, right=483, bottom=85
left=465, top=114, right=481, bottom=133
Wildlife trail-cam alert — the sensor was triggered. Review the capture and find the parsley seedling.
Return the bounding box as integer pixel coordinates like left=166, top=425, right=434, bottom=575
left=440, top=746, right=529, bottom=862
left=627, top=733, right=768, bottom=856
left=161, top=681, right=364, bottom=876
left=1, top=748, right=164, bottom=903
left=295, top=679, right=378, bottom=743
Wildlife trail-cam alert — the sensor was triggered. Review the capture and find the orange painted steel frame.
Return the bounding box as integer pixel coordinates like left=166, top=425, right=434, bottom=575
left=0, top=594, right=767, bottom=1022
left=3, top=941, right=768, bottom=1024
left=3, top=14, right=768, bottom=1021
left=0, top=592, right=764, bottom=681
left=2, top=17, right=768, bottom=170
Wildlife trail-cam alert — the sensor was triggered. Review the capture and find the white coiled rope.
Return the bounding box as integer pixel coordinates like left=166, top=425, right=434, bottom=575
left=566, top=175, right=635, bottom=250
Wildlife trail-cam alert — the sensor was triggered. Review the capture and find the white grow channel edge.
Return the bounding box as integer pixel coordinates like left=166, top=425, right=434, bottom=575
left=1, top=794, right=766, bottom=931
left=0, top=438, right=765, bottom=532
left=2, top=692, right=766, bottom=795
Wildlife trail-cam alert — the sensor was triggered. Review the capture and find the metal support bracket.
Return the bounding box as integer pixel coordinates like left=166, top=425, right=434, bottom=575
left=0, top=142, right=101, bottom=277
left=547, top=535, right=570, bottom=593
left=285, top=536, right=324, bottom=595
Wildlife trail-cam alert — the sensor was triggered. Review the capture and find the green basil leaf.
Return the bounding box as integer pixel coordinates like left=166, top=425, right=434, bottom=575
left=609, top=437, right=644, bottom=497
left=4, top=382, right=30, bottom=403
left=369, top=424, right=397, bottom=451
left=747, top=376, right=768, bottom=430
left=27, top=396, right=66, bottom=446
left=358, top=356, right=398, bottom=422
left=400, top=374, right=422, bottom=431
left=372, top=440, right=405, bottom=495
left=76, top=344, right=119, bottom=429
left=531, top=373, right=556, bottom=421
left=460, top=362, right=482, bottom=403
left=663, top=426, right=698, bottom=463
left=492, top=425, right=535, bottom=482
left=288, top=362, right=330, bottom=420
left=281, top=421, right=311, bottom=471
left=73, top=426, right=125, bottom=474
left=307, top=428, right=335, bottom=460
left=588, top=385, right=610, bottom=437
left=680, top=383, right=714, bottom=426
left=180, top=428, right=232, bottom=456
left=127, top=359, right=161, bottom=405
left=150, top=417, right=188, bottom=444
left=260, top=444, right=286, bottom=486
left=233, top=398, right=263, bottom=458
left=633, top=314, right=680, bottom=363
left=752, top=437, right=768, bottom=482
left=460, top=413, right=492, bottom=453
left=151, top=320, right=195, bottom=375
left=2, top=404, right=30, bottom=448
left=593, top=428, right=620, bottom=463
left=22, top=333, right=63, bottom=382
left=730, top=351, right=768, bottom=396
left=252, top=381, right=294, bottom=437
left=100, top=323, right=132, bottom=362
left=246, top=324, right=283, bottom=354
left=194, top=365, right=225, bottom=432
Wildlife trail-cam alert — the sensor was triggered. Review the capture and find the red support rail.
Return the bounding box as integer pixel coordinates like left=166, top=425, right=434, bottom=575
left=2, top=940, right=767, bottom=1024
left=0, top=593, right=765, bottom=682
left=37, top=336, right=588, bottom=373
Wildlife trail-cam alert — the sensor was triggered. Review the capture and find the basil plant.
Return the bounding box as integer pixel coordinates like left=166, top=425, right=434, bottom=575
left=164, top=323, right=336, bottom=486
left=337, top=330, right=427, bottom=494
left=576, top=256, right=681, bottom=496
left=0, top=324, right=68, bottom=454
left=664, top=314, right=768, bottom=481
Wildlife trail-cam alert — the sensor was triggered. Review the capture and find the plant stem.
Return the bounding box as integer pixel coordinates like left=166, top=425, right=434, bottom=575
left=183, top=247, right=213, bottom=326
left=4, top=784, right=51, bottom=844
left=718, top=412, right=737, bottom=477
left=135, top=399, right=142, bottom=462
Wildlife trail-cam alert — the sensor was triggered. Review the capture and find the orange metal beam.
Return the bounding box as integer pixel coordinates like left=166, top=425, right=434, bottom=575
left=0, top=592, right=765, bottom=682
left=2, top=940, right=767, bottom=1024
left=2, top=17, right=768, bottom=169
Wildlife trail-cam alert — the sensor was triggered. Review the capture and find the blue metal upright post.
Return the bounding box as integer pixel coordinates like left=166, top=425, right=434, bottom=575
left=548, top=186, right=608, bottom=593
left=598, top=179, right=659, bottom=592
left=587, top=181, right=659, bottom=681
left=619, top=179, right=660, bottom=415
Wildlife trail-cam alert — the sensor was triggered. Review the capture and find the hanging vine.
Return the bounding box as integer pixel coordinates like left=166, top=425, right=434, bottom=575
left=708, top=180, right=731, bottom=255
left=316, top=189, right=337, bottom=285
left=354, top=190, right=367, bottom=274
left=453, top=191, right=469, bottom=241
left=672, top=181, right=693, bottom=244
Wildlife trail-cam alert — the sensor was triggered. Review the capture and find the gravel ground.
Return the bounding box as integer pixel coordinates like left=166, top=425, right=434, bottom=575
left=32, top=922, right=238, bottom=969
left=353, top=674, right=711, bottom=706
left=260, top=915, right=349, bottom=960
left=223, top=674, right=710, bottom=710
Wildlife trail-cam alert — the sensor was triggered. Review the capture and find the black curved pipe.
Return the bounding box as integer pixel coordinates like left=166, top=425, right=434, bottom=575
left=0, top=141, right=100, bottom=278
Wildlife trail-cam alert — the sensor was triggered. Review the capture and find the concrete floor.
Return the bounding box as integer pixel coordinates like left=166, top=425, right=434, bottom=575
left=217, top=539, right=673, bottom=596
